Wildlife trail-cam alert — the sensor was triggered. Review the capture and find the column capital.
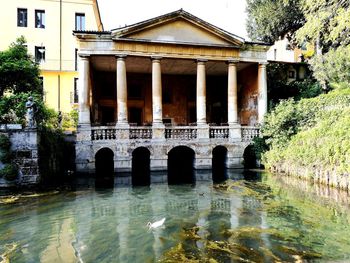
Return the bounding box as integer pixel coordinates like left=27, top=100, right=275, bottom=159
left=259, top=62, right=268, bottom=66
left=196, top=59, right=208, bottom=64
left=115, top=54, right=127, bottom=61
left=78, top=54, right=90, bottom=60
left=151, top=56, right=162, bottom=61
left=227, top=58, right=239, bottom=64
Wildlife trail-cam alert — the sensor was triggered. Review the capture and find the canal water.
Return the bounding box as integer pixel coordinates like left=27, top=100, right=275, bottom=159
left=1, top=171, right=350, bottom=262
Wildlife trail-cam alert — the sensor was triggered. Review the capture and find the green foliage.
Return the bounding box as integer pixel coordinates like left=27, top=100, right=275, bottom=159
left=246, top=0, right=305, bottom=43
left=296, top=0, right=350, bottom=51
left=309, top=46, right=350, bottom=86
left=0, top=36, right=42, bottom=97
left=62, top=109, right=78, bottom=130
left=267, top=63, right=322, bottom=107
left=0, top=92, right=59, bottom=128
left=0, top=164, right=18, bottom=181
left=260, top=87, right=350, bottom=175
left=0, top=134, right=17, bottom=181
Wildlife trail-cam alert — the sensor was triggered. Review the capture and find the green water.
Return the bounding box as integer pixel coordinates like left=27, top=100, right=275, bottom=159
left=1, top=171, right=350, bottom=262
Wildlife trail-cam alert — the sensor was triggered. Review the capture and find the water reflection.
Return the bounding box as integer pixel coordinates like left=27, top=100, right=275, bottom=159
left=1, top=171, right=350, bottom=262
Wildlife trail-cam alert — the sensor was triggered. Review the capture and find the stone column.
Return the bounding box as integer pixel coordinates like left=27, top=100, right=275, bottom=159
left=151, top=57, right=165, bottom=140
left=116, top=55, right=128, bottom=127
left=196, top=60, right=207, bottom=125
left=228, top=60, right=238, bottom=125
left=152, top=57, right=163, bottom=125
left=78, top=55, right=90, bottom=126
left=196, top=59, right=209, bottom=139
left=258, top=62, right=268, bottom=124
left=227, top=60, right=241, bottom=140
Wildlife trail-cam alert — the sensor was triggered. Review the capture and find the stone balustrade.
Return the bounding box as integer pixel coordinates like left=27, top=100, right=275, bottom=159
left=241, top=126, right=260, bottom=141
left=90, top=126, right=259, bottom=141
left=165, top=126, right=198, bottom=140
left=129, top=127, right=152, bottom=139
left=209, top=126, right=229, bottom=139
left=91, top=127, right=116, bottom=140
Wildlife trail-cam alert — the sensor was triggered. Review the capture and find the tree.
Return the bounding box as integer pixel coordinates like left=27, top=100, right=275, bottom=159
left=246, top=0, right=305, bottom=43
left=0, top=36, right=42, bottom=97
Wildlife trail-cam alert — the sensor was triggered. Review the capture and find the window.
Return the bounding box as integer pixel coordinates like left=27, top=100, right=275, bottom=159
left=75, top=13, right=85, bottom=30
left=35, top=46, right=45, bottom=63
left=75, top=49, right=78, bottom=71
left=17, top=8, right=27, bottom=27
left=35, top=10, right=45, bottom=28
left=128, top=85, right=143, bottom=99
left=74, top=78, right=79, bottom=103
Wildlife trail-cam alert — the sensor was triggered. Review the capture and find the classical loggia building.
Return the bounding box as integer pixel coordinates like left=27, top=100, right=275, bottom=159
left=73, top=10, right=269, bottom=179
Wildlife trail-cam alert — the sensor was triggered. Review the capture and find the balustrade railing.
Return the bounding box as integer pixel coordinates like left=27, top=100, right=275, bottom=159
left=241, top=126, right=260, bottom=141
left=209, top=126, right=229, bottom=139
left=90, top=125, right=259, bottom=141
left=91, top=127, right=116, bottom=140
left=129, top=127, right=152, bottom=139
left=165, top=126, right=197, bottom=140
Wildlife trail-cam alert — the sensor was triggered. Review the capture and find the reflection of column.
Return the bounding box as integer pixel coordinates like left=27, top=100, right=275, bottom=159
left=151, top=185, right=167, bottom=260
left=228, top=60, right=238, bottom=125
left=78, top=55, right=90, bottom=125
left=116, top=55, right=128, bottom=126
left=196, top=183, right=211, bottom=255
left=258, top=62, right=268, bottom=124
left=196, top=60, right=207, bottom=125
left=152, top=57, right=163, bottom=125
left=117, top=188, right=130, bottom=262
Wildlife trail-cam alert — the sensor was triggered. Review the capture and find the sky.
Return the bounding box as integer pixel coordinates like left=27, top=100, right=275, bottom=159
left=97, top=0, right=249, bottom=39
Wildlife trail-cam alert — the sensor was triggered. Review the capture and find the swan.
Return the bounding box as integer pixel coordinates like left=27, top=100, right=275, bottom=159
left=147, top=218, right=166, bottom=229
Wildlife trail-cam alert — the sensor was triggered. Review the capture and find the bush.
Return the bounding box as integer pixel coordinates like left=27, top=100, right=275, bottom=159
left=62, top=109, right=78, bottom=130
left=259, top=86, right=350, bottom=175
left=0, top=164, right=18, bottom=181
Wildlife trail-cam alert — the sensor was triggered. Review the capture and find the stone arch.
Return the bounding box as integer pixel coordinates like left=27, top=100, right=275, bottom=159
left=132, top=147, right=151, bottom=186
left=212, top=145, right=228, bottom=182
left=95, top=147, right=114, bottom=187
left=243, top=144, right=257, bottom=169
left=168, top=146, right=195, bottom=185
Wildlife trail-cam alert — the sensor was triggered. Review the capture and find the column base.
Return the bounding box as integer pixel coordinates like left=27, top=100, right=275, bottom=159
left=196, top=124, right=209, bottom=139
left=152, top=123, right=165, bottom=140
left=229, top=123, right=242, bottom=141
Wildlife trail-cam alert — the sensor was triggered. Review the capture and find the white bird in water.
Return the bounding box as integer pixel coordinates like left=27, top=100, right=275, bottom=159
left=147, top=218, right=166, bottom=229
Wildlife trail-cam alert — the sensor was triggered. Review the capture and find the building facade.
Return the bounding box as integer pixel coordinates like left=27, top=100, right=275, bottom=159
left=74, top=10, right=270, bottom=182
left=0, top=0, right=103, bottom=112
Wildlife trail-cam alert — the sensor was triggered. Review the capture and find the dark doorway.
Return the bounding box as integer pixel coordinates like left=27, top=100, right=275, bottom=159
left=129, top=107, right=143, bottom=126
left=95, top=148, right=114, bottom=188
left=243, top=145, right=257, bottom=169
left=212, top=146, right=228, bottom=183
left=168, top=146, right=195, bottom=184
left=132, top=147, right=151, bottom=186
left=100, top=106, right=115, bottom=125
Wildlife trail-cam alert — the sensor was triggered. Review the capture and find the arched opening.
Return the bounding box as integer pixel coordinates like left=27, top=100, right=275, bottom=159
left=132, top=147, right=151, bottom=186
left=168, top=146, right=195, bottom=185
left=243, top=145, right=257, bottom=169
left=95, top=148, right=114, bottom=188
left=212, top=146, right=228, bottom=183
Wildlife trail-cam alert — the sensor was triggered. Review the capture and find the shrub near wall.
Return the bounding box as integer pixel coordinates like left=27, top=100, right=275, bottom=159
left=0, top=134, right=17, bottom=181
left=262, top=87, right=350, bottom=189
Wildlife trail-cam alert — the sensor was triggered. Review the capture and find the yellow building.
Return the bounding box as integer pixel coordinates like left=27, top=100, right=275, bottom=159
left=0, top=0, right=103, bottom=113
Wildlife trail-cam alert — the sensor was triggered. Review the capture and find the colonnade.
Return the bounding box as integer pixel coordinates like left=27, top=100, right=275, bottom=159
left=78, top=55, right=268, bottom=126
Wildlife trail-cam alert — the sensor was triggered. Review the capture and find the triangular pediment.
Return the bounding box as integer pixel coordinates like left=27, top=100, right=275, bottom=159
left=112, top=10, right=244, bottom=47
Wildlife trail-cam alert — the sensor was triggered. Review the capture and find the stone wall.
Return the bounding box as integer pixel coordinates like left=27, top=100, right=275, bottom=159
left=0, top=125, right=40, bottom=187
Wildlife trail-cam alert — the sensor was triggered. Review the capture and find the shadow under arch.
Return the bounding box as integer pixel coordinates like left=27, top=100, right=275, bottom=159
left=132, top=147, right=151, bottom=186
left=212, top=145, right=228, bottom=183
left=243, top=144, right=257, bottom=169
left=95, top=147, right=114, bottom=188
left=168, top=146, right=195, bottom=185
